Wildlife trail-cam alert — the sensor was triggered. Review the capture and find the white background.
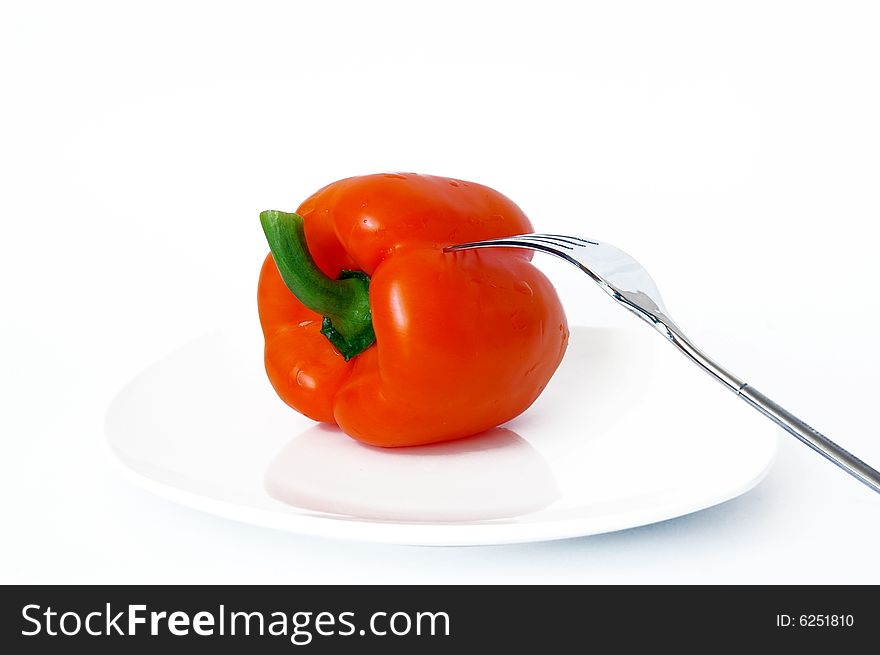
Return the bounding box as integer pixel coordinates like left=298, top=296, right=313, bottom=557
left=2, top=0, right=879, bottom=583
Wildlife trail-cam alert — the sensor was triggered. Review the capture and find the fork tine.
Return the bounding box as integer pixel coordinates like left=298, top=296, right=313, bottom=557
left=514, top=235, right=580, bottom=250
left=443, top=235, right=549, bottom=251
left=444, top=234, right=582, bottom=253
left=509, top=236, right=576, bottom=250
left=533, top=234, right=599, bottom=247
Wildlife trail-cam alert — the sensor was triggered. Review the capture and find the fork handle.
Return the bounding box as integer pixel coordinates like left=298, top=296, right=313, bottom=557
left=660, top=321, right=880, bottom=494
left=737, top=385, right=880, bottom=494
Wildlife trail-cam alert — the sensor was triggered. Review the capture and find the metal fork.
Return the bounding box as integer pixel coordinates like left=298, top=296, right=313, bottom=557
left=445, top=233, right=880, bottom=495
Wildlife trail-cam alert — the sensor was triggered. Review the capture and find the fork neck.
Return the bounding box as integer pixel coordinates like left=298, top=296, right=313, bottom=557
left=657, top=321, right=745, bottom=392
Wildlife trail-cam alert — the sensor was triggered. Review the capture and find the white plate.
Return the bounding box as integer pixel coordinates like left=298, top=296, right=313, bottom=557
left=106, top=324, right=777, bottom=545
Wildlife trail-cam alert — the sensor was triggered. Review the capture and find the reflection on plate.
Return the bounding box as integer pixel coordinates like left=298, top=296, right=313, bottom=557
left=106, top=325, right=777, bottom=546
left=265, top=426, right=559, bottom=522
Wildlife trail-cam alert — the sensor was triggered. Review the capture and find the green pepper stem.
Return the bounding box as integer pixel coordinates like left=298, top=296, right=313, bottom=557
left=260, top=210, right=375, bottom=360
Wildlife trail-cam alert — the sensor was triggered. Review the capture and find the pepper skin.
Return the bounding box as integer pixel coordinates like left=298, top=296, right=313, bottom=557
left=258, top=173, right=568, bottom=447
